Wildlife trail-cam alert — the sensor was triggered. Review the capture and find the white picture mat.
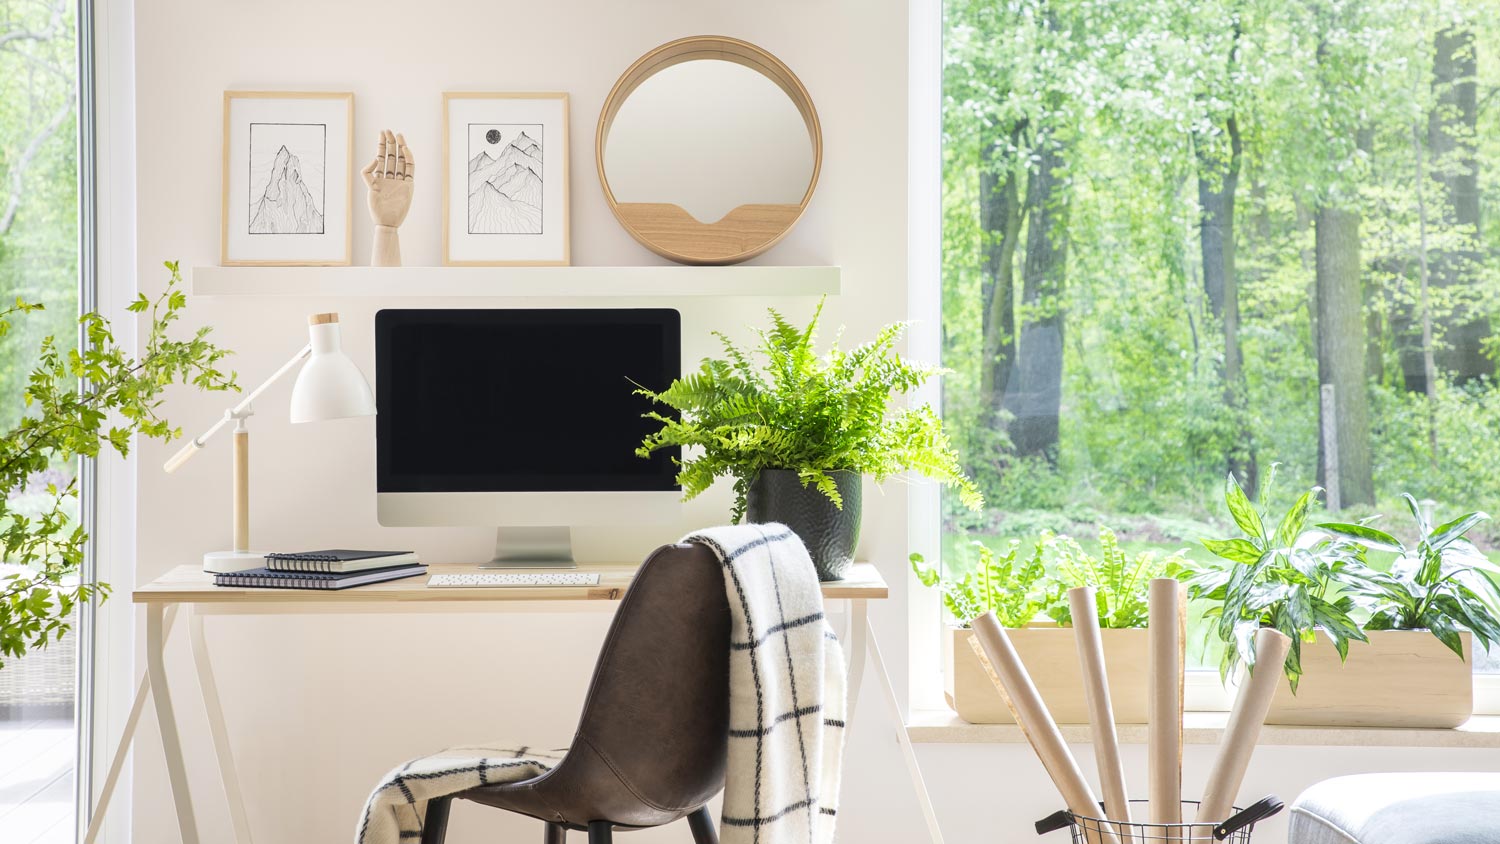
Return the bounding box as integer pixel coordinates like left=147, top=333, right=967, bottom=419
left=445, top=95, right=568, bottom=265
left=224, top=94, right=351, bottom=264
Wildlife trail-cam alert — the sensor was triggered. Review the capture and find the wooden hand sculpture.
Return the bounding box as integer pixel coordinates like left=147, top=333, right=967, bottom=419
left=362, top=129, right=414, bottom=267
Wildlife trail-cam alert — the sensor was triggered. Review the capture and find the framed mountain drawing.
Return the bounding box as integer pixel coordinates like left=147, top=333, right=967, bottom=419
left=221, top=91, right=353, bottom=266
left=443, top=92, right=570, bottom=266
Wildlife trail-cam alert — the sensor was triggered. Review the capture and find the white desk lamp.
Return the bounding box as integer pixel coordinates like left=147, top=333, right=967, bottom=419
left=164, top=313, right=375, bottom=572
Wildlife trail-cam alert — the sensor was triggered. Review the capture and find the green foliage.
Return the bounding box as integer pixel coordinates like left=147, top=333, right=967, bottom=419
left=1042, top=528, right=1189, bottom=629
left=0, top=262, right=237, bottom=669
left=1185, top=466, right=1371, bottom=692
left=914, top=525, right=1190, bottom=629
left=637, top=298, right=982, bottom=522
left=1, top=0, right=81, bottom=434
left=938, top=0, right=1500, bottom=531
left=1321, top=496, right=1500, bottom=660
left=910, top=541, right=1047, bottom=628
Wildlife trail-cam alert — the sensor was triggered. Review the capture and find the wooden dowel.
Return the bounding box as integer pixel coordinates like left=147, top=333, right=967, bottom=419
left=1068, top=587, right=1132, bottom=843
left=1194, top=628, right=1292, bottom=825
left=1147, top=578, right=1184, bottom=833
left=970, top=613, right=1121, bottom=844
left=232, top=429, right=249, bottom=552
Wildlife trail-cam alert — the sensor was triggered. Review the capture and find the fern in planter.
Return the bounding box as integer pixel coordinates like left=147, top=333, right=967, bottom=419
left=909, top=541, right=1048, bottom=628
left=635, top=298, right=982, bottom=522
left=1042, top=528, right=1189, bottom=629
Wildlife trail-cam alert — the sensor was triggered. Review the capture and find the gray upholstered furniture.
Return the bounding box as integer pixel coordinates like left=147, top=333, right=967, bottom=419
left=1290, top=772, right=1500, bottom=844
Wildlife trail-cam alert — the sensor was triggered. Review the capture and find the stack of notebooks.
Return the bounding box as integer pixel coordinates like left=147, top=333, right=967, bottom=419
left=213, top=550, right=427, bottom=590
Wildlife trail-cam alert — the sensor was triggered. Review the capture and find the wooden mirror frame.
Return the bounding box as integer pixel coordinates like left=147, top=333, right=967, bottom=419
left=596, top=36, right=823, bottom=266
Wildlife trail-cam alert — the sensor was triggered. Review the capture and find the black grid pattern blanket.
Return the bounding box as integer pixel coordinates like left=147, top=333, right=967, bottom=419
left=685, top=523, right=847, bottom=844
left=355, top=744, right=566, bottom=843
left=354, top=523, right=845, bottom=844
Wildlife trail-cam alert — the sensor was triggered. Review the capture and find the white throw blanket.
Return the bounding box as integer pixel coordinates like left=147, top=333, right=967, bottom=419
left=686, top=523, right=847, bottom=844
left=354, top=523, right=847, bottom=844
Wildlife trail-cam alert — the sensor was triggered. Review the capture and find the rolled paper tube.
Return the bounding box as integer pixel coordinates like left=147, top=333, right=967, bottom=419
left=1068, top=587, right=1132, bottom=844
left=1194, top=627, right=1292, bottom=826
left=1147, top=578, right=1184, bottom=833
left=970, top=612, right=1122, bottom=844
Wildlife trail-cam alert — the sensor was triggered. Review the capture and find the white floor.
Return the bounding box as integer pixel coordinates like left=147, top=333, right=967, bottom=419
left=0, top=716, right=74, bottom=844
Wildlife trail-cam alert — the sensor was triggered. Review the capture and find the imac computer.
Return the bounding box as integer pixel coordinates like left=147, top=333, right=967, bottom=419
left=375, top=308, right=682, bottom=567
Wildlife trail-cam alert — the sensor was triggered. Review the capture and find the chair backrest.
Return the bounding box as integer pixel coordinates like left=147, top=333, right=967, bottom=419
left=570, top=542, right=731, bottom=816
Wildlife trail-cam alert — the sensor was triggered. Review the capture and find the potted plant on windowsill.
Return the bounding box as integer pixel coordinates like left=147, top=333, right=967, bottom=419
left=1187, top=468, right=1500, bottom=728
left=1296, top=496, right=1500, bottom=728
left=636, top=298, right=982, bottom=580
left=912, top=528, right=1185, bottom=724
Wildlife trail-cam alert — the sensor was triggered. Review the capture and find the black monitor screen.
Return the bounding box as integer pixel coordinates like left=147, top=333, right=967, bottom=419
left=375, top=309, right=681, bottom=493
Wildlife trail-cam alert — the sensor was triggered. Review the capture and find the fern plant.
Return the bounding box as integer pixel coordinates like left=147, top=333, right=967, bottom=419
left=635, top=298, right=982, bottom=521
left=1042, top=528, right=1189, bottom=629
left=910, top=541, right=1047, bottom=628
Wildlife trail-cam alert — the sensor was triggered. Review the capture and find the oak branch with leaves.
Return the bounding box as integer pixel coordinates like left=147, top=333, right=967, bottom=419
left=0, top=261, right=236, bottom=669
left=635, top=298, right=982, bottom=522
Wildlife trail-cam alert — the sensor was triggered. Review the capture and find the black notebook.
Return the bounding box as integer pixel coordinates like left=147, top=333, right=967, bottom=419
left=213, top=564, right=427, bottom=590
left=264, top=549, right=418, bottom=574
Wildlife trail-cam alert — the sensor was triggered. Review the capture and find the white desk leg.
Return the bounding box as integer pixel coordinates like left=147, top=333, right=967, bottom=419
left=148, top=602, right=200, bottom=844
left=844, top=599, right=869, bottom=724
left=190, top=611, right=254, bottom=844
left=857, top=606, right=945, bottom=844
left=82, top=605, right=180, bottom=844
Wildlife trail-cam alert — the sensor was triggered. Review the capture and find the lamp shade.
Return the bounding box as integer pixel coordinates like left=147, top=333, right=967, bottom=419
left=289, top=316, right=376, bottom=424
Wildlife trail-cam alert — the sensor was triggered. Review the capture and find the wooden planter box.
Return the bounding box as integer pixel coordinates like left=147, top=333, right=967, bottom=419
left=1266, top=629, right=1473, bottom=728
left=944, top=624, right=1151, bottom=724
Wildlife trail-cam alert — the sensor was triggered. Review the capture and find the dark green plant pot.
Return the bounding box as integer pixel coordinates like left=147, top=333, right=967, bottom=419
left=746, top=469, right=861, bottom=581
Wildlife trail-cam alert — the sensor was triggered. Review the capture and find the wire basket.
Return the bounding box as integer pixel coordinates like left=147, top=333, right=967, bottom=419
left=1036, top=797, right=1283, bottom=843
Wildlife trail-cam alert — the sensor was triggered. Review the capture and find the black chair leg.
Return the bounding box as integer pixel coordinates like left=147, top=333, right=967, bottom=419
left=686, top=806, right=718, bottom=844
left=587, top=820, right=613, bottom=844
left=420, top=796, right=452, bottom=844
left=545, top=821, right=566, bottom=844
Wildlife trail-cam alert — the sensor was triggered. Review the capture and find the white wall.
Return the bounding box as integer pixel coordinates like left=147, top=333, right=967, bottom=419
left=130, top=1, right=923, bottom=842
left=127, top=3, right=1500, bottom=843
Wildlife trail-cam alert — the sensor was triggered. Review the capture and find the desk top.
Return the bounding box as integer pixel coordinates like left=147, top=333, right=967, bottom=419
left=133, top=562, right=889, bottom=604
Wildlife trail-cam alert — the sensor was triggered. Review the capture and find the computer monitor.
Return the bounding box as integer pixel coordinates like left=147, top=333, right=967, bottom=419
left=375, top=308, right=682, bottom=567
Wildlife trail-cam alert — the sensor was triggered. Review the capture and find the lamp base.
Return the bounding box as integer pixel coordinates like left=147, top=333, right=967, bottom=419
left=203, top=550, right=266, bottom=574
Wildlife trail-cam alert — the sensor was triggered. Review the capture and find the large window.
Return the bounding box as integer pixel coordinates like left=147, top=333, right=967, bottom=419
left=939, top=0, right=1499, bottom=674
left=0, top=0, right=84, bottom=841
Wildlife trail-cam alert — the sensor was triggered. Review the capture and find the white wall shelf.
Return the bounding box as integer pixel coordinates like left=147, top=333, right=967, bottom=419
left=190, top=265, right=841, bottom=298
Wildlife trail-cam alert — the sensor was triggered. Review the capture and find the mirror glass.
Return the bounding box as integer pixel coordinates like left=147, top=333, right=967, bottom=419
left=604, top=59, right=815, bottom=223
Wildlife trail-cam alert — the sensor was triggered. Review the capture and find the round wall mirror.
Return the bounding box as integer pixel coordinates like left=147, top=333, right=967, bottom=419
left=597, top=36, right=822, bottom=265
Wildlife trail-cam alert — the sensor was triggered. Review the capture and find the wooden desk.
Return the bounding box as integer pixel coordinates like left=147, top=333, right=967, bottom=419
left=87, top=562, right=945, bottom=844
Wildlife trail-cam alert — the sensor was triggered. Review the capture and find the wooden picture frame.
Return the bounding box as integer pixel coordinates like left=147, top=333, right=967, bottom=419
left=442, top=92, right=570, bottom=266
left=221, top=91, right=354, bottom=266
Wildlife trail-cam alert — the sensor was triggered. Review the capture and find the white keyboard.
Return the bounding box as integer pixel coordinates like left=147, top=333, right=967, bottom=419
left=427, top=572, right=602, bottom=588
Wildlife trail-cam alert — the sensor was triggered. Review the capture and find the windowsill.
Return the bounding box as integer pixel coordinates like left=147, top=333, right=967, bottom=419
left=906, top=709, right=1500, bottom=748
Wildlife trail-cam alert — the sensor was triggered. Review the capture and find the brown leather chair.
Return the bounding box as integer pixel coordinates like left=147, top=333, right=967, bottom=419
left=420, top=542, right=731, bottom=844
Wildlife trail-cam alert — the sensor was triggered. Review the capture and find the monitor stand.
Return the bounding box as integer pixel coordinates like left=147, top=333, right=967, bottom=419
left=483, top=526, right=578, bottom=569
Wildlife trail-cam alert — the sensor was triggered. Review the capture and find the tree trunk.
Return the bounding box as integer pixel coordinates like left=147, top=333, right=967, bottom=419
left=1428, top=27, right=1488, bottom=385
left=1315, top=204, right=1375, bottom=507
left=1295, top=195, right=1319, bottom=357
left=1197, top=116, right=1254, bottom=493
left=1005, top=137, right=1067, bottom=462
left=978, top=126, right=1025, bottom=433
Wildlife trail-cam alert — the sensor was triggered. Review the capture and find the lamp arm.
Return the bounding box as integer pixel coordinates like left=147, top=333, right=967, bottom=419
left=163, top=343, right=313, bottom=472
